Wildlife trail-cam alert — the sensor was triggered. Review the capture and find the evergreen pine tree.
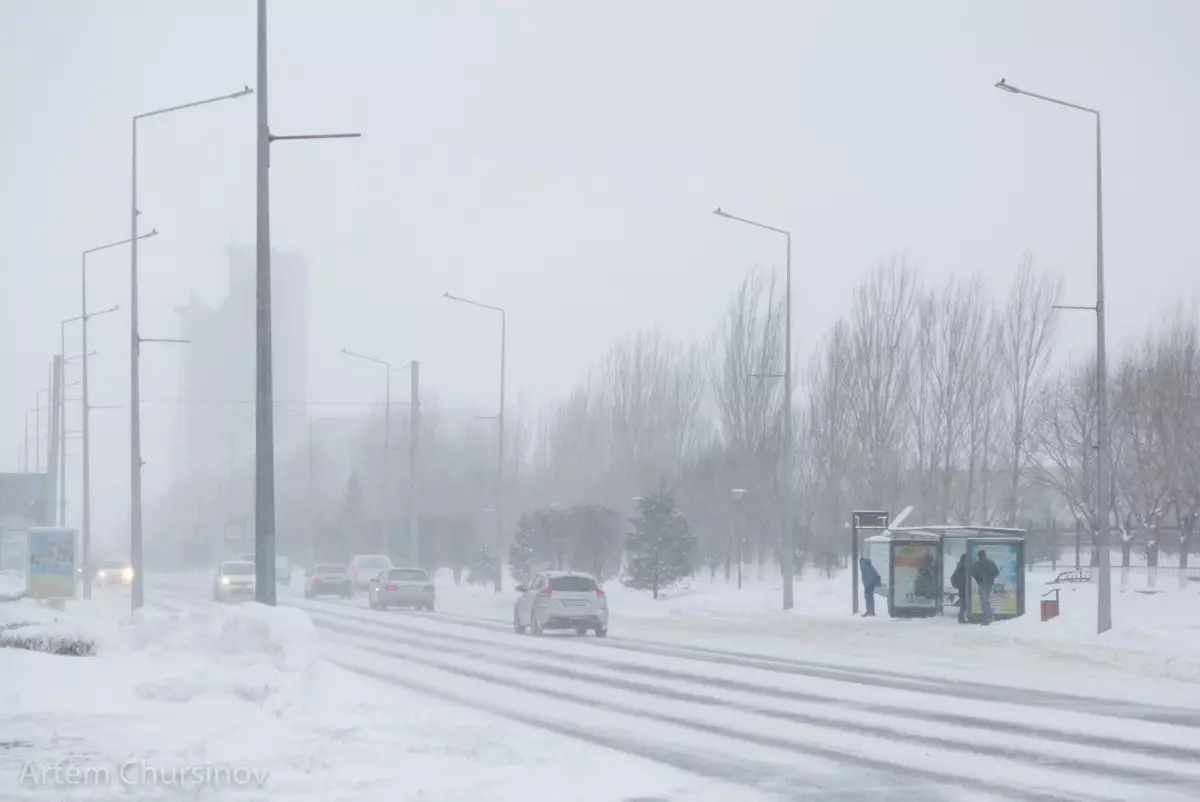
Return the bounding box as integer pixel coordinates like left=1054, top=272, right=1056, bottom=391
left=623, top=490, right=696, bottom=599
left=467, top=544, right=496, bottom=587
left=508, top=514, right=538, bottom=585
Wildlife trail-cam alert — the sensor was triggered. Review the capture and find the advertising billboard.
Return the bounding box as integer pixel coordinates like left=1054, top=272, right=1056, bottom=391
left=890, top=541, right=940, bottom=617
left=27, top=527, right=76, bottom=600
left=968, top=540, right=1022, bottom=618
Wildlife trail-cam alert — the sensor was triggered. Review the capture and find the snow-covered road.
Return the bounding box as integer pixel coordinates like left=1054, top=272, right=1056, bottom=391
left=145, top=575, right=1200, bottom=802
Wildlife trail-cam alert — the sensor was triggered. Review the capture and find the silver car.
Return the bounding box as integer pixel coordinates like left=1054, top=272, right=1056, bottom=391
left=368, top=567, right=435, bottom=610
left=213, top=560, right=256, bottom=602
left=514, top=571, right=608, bottom=636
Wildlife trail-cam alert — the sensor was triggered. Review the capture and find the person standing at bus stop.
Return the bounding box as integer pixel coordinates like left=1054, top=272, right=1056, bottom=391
left=951, top=553, right=969, bottom=623
left=971, top=550, right=1000, bottom=625
left=859, top=556, right=881, bottom=617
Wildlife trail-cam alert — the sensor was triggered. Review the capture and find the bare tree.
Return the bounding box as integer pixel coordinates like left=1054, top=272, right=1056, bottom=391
left=956, top=313, right=1004, bottom=524
left=997, top=254, right=1062, bottom=525
left=1030, top=359, right=1099, bottom=559
left=847, top=258, right=917, bottom=509
left=1110, top=347, right=1172, bottom=580
left=709, top=268, right=788, bottom=564
left=803, top=320, right=853, bottom=553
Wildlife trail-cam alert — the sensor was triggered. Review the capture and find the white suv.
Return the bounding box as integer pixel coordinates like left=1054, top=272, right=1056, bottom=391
left=514, top=571, right=608, bottom=637
left=347, top=554, right=393, bottom=592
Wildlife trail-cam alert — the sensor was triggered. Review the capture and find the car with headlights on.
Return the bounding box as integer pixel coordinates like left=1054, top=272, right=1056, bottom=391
left=213, top=560, right=256, bottom=602
left=304, top=564, right=352, bottom=598
left=94, top=559, right=134, bottom=587
left=514, top=571, right=608, bottom=636
left=368, top=567, right=434, bottom=610
left=347, top=554, right=393, bottom=592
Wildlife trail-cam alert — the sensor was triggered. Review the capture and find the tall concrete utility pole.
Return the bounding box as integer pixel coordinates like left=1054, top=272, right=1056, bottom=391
left=254, top=0, right=277, bottom=603
left=409, top=360, right=420, bottom=567
left=47, top=358, right=61, bottom=527
left=255, top=0, right=359, bottom=603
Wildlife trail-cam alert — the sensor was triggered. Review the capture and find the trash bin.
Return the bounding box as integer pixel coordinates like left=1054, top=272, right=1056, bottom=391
left=1040, top=589, right=1060, bottom=622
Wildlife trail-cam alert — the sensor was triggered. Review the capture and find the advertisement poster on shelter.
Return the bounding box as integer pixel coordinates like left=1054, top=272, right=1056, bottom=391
left=969, top=541, right=1019, bottom=617
left=27, top=528, right=76, bottom=599
left=892, top=542, right=939, bottom=610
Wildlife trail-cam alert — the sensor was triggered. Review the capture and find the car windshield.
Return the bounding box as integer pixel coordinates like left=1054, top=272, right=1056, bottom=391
left=388, top=569, right=427, bottom=581
left=100, top=561, right=126, bottom=570
left=549, top=576, right=596, bottom=592
left=221, top=562, right=255, bottom=576
left=316, top=565, right=346, bottom=574
left=360, top=557, right=390, bottom=569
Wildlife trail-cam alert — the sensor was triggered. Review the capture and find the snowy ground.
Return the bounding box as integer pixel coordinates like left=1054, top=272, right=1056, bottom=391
left=0, top=591, right=749, bottom=802
left=3, top=566, right=1199, bottom=801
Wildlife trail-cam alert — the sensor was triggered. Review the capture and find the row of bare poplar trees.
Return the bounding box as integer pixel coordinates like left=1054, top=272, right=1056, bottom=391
left=508, top=255, right=1198, bottom=576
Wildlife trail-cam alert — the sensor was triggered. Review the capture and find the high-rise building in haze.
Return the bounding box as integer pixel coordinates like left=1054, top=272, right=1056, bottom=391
left=165, top=247, right=309, bottom=551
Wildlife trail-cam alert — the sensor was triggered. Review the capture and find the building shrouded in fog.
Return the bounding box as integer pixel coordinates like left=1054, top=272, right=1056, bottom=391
left=159, top=247, right=309, bottom=563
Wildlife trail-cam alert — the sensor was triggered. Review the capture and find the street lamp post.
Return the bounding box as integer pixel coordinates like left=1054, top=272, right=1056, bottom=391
left=23, top=410, right=36, bottom=472
left=35, top=389, right=49, bottom=473
left=731, top=488, right=747, bottom=589
left=994, top=78, right=1111, bottom=635
left=342, top=349, right=403, bottom=557
left=131, top=89, right=252, bottom=613
left=712, top=208, right=795, bottom=611
left=443, top=292, right=506, bottom=593
left=84, top=233, right=149, bottom=598
left=57, top=347, right=100, bottom=525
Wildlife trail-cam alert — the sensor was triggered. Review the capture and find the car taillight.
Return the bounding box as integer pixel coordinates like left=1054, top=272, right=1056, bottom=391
left=595, top=588, right=605, bottom=598
left=386, top=584, right=398, bottom=591
left=538, top=586, right=553, bottom=597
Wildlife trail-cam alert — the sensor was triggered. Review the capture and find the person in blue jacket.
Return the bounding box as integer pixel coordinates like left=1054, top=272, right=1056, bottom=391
left=859, top=556, right=881, bottom=617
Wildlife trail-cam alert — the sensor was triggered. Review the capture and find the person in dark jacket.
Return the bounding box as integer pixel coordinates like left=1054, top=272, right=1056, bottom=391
left=859, top=556, right=881, bottom=617
left=971, top=550, right=1001, bottom=625
left=950, top=553, right=968, bottom=623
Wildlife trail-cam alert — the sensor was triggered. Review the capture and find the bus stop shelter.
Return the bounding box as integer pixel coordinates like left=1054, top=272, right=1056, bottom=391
left=864, top=526, right=1026, bottom=620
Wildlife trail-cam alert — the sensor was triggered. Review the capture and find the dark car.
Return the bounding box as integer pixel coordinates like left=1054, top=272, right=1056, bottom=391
left=305, top=564, right=352, bottom=599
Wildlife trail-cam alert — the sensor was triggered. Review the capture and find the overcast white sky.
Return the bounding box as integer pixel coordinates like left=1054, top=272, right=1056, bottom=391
left=3, top=0, right=1199, bottom=542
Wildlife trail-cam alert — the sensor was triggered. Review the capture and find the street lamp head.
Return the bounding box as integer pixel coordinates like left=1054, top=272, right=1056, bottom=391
left=236, top=85, right=254, bottom=98
left=731, top=488, right=747, bottom=501
left=712, top=207, right=727, bottom=217
left=995, top=78, right=1021, bottom=94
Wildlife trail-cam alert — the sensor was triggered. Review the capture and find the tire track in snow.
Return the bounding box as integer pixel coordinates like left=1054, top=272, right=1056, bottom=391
left=147, top=584, right=1126, bottom=802
left=301, top=607, right=1200, bottom=794
left=286, top=589, right=1200, bottom=764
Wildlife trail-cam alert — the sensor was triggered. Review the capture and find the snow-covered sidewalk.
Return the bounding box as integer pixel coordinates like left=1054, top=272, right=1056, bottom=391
left=0, top=593, right=746, bottom=801
left=431, top=568, right=1200, bottom=704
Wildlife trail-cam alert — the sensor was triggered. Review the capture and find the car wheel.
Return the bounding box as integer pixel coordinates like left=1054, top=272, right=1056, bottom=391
left=595, top=627, right=608, bottom=638
left=531, top=613, right=544, bottom=637
left=513, top=611, right=526, bottom=635
left=574, top=626, right=588, bottom=637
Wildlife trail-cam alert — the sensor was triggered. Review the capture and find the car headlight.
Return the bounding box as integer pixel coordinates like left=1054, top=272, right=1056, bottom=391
left=221, top=577, right=231, bottom=585
left=97, top=570, right=107, bottom=579
left=122, top=568, right=134, bottom=582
